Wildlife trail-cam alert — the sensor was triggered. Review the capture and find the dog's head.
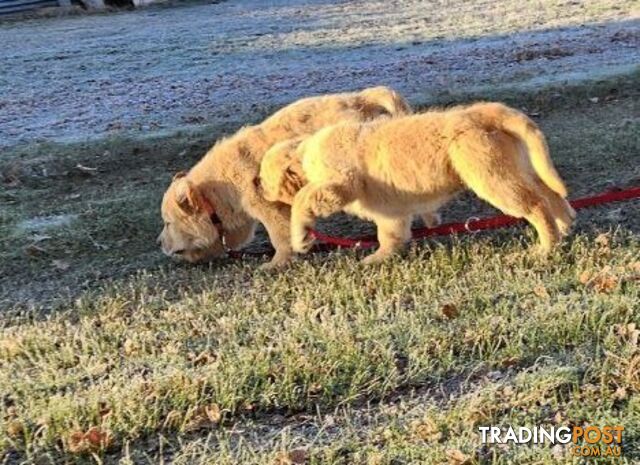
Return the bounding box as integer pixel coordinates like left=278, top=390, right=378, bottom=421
left=158, top=172, right=225, bottom=263
left=259, top=138, right=307, bottom=205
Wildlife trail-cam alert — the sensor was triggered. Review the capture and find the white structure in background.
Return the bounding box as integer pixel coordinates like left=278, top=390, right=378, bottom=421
left=0, top=0, right=62, bottom=14
left=0, top=0, right=159, bottom=14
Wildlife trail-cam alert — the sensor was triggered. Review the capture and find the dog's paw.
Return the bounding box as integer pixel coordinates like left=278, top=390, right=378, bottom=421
left=258, top=251, right=293, bottom=271
left=557, top=222, right=572, bottom=237
left=292, top=228, right=315, bottom=254
left=360, top=249, right=393, bottom=265
left=258, top=259, right=287, bottom=271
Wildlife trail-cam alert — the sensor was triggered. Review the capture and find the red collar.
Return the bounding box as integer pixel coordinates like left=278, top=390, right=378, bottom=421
left=202, top=196, right=226, bottom=248
left=202, top=196, right=216, bottom=218
left=202, top=196, right=221, bottom=226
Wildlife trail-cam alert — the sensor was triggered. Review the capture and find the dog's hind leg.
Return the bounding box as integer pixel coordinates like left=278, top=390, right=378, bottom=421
left=362, top=215, right=412, bottom=265
left=449, top=130, right=561, bottom=254
left=291, top=182, right=355, bottom=254
left=535, top=180, right=576, bottom=237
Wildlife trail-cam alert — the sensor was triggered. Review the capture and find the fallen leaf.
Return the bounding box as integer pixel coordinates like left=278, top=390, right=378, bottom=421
left=501, top=357, right=520, bottom=368
left=446, top=448, right=472, bottom=465
left=579, top=267, right=619, bottom=293
left=274, top=449, right=307, bottom=465
left=67, top=426, right=112, bottom=453
left=205, top=404, right=222, bottom=423
left=288, top=449, right=307, bottom=464
left=184, top=404, right=222, bottom=432
left=189, top=350, right=216, bottom=366
left=533, top=284, right=549, bottom=298
left=441, top=303, right=459, bottom=320
left=588, top=97, right=599, bottom=103
left=411, top=417, right=442, bottom=442
left=578, top=270, right=592, bottom=284
left=24, top=244, right=47, bottom=257
left=592, top=274, right=618, bottom=293
left=6, top=420, right=24, bottom=438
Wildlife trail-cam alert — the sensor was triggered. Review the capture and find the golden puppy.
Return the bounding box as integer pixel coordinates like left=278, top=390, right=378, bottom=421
left=260, top=137, right=442, bottom=227
left=158, top=86, right=411, bottom=268
left=282, top=102, right=575, bottom=263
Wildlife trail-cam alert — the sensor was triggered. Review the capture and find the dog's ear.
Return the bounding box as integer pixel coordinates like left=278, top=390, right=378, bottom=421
left=174, top=177, right=205, bottom=214
left=173, top=170, right=188, bottom=181
left=283, top=158, right=307, bottom=198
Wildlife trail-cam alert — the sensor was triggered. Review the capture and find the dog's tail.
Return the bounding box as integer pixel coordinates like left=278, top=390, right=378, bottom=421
left=469, top=102, right=568, bottom=198
left=359, top=86, right=413, bottom=117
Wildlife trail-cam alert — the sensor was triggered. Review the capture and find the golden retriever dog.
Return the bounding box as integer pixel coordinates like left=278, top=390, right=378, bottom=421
left=260, top=136, right=442, bottom=227
left=265, top=102, right=575, bottom=264
left=158, top=86, right=411, bottom=269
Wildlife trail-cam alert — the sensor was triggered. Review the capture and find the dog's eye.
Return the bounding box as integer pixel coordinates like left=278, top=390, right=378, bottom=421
left=173, top=249, right=185, bottom=255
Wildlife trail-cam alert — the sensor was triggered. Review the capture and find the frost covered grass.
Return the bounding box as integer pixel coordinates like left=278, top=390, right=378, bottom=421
left=1, top=0, right=638, bottom=147
left=1, top=74, right=639, bottom=463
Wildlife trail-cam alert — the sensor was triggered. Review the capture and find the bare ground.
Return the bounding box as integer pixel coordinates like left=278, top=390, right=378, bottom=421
left=0, top=0, right=639, bottom=147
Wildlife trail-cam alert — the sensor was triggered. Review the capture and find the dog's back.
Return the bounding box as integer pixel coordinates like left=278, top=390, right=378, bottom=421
left=261, top=86, right=412, bottom=144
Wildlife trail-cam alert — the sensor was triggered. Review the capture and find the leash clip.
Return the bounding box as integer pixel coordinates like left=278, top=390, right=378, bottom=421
left=464, top=216, right=481, bottom=234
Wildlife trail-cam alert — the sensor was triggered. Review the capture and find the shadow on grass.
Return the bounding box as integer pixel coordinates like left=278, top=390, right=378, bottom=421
left=0, top=71, right=638, bottom=312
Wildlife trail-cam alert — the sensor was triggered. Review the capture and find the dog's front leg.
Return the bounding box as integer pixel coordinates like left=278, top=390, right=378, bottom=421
left=362, top=216, right=412, bottom=264
left=291, top=182, right=355, bottom=254
left=259, top=204, right=295, bottom=270
left=290, top=184, right=320, bottom=254
left=243, top=196, right=294, bottom=270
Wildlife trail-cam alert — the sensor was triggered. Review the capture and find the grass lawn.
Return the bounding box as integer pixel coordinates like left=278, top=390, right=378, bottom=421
left=0, top=72, right=639, bottom=464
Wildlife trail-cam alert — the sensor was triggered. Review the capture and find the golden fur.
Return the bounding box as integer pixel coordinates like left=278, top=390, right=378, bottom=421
left=158, top=86, right=411, bottom=268
left=262, top=102, right=575, bottom=263
left=260, top=137, right=442, bottom=227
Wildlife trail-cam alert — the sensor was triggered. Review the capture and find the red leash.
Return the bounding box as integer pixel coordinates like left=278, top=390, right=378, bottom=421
left=310, top=186, right=640, bottom=249
left=229, top=186, right=640, bottom=257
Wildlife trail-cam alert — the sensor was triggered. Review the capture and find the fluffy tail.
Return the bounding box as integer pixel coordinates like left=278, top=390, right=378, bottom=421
left=468, top=102, right=568, bottom=198
left=359, top=86, right=413, bottom=117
